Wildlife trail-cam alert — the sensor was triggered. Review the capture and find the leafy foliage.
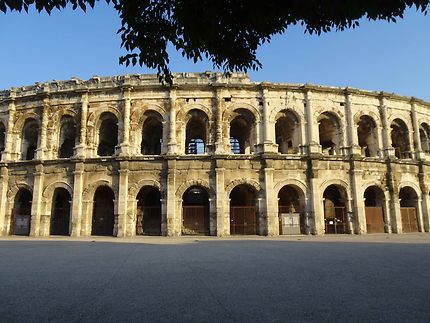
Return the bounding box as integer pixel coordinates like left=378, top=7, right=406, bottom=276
left=1, top=0, right=429, bottom=84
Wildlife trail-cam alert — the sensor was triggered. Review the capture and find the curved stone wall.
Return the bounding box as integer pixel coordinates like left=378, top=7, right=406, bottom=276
left=0, top=72, right=429, bottom=237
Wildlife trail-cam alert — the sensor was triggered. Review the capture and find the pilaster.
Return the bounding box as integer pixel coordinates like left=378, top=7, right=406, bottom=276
left=118, top=87, right=132, bottom=156
left=71, top=162, right=84, bottom=236
left=30, top=163, right=44, bottom=236
left=263, top=167, right=278, bottom=235
left=165, top=159, right=178, bottom=235
left=74, top=91, right=88, bottom=158
left=379, top=95, right=395, bottom=158
left=167, top=88, right=177, bottom=155
left=0, top=167, right=8, bottom=235
left=261, top=87, right=277, bottom=153
left=36, top=97, right=49, bottom=160
left=304, top=89, right=321, bottom=154
left=116, top=163, right=129, bottom=237
left=2, top=97, right=16, bottom=161
left=214, top=87, right=226, bottom=154
left=215, top=166, right=227, bottom=236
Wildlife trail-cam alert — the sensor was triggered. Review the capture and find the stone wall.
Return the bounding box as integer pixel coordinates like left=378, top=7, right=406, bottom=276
left=0, top=72, right=429, bottom=237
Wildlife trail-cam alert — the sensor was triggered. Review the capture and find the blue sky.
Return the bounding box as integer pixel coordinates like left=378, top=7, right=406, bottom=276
left=1, top=3, right=429, bottom=101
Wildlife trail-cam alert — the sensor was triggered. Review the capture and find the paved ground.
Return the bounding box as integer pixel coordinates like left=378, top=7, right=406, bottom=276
left=0, top=234, right=429, bottom=322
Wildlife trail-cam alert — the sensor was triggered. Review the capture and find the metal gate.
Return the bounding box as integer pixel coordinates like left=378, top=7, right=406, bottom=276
left=230, top=206, right=256, bottom=235
left=324, top=206, right=347, bottom=234
left=136, top=206, right=161, bottom=235
left=12, top=208, right=31, bottom=236
left=365, top=207, right=385, bottom=233
left=400, top=207, right=418, bottom=233
left=182, top=206, right=209, bottom=235
left=278, top=206, right=302, bottom=235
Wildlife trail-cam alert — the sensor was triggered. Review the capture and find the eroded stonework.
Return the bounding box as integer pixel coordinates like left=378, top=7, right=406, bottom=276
left=0, top=72, right=429, bottom=237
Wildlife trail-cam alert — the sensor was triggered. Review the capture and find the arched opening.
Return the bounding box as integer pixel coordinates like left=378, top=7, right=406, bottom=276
left=399, top=187, right=419, bottom=233
left=323, top=185, right=348, bottom=234
left=141, top=112, right=163, bottom=155
left=182, top=186, right=210, bottom=235
left=318, top=112, right=342, bottom=155
left=50, top=188, right=71, bottom=236
left=275, top=110, right=300, bottom=154
left=21, top=118, right=39, bottom=160
left=364, top=186, right=386, bottom=233
left=97, top=113, right=118, bottom=156
left=230, top=109, right=255, bottom=154
left=136, top=186, right=162, bottom=235
left=419, top=123, right=430, bottom=153
left=391, top=119, right=411, bottom=159
left=185, top=110, right=208, bottom=155
left=278, top=185, right=305, bottom=234
left=11, top=188, right=32, bottom=236
left=357, top=115, right=378, bottom=157
left=0, top=121, right=5, bottom=154
left=230, top=184, right=258, bottom=235
left=91, top=186, right=115, bottom=236
left=58, top=116, right=77, bottom=158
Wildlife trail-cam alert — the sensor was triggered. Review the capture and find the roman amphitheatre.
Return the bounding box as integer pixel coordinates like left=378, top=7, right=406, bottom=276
left=0, top=72, right=428, bottom=237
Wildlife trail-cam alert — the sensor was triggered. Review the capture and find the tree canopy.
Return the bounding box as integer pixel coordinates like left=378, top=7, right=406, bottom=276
left=1, top=0, right=428, bottom=84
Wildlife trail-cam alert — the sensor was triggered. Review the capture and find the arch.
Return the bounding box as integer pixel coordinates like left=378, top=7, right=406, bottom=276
left=225, top=178, right=261, bottom=196
left=50, top=187, right=72, bottom=236
left=13, top=112, right=41, bottom=134
left=91, top=185, right=115, bottom=236
left=136, top=185, right=162, bottom=236
left=229, top=183, right=258, bottom=235
left=181, top=185, right=210, bottom=235
left=275, top=109, right=301, bottom=154
left=223, top=103, right=261, bottom=123
left=21, top=118, right=39, bottom=160
left=42, top=181, right=73, bottom=202
left=97, top=112, right=118, bottom=156
left=419, top=122, right=430, bottom=153
left=7, top=182, right=33, bottom=203
left=185, top=109, right=209, bottom=155
left=278, top=185, right=306, bottom=234
left=82, top=179, right=112, bottom=202
left=58, top=115, right=78, bottom=158
left=0, top=120, right=5, bottom=153
left=11, top=188, right=33, bottom=236
left=357, top=114, right=379, bottom=157
left=176, top=179, right=213, bottom=199
left=390, top=118, right=411, bottom=159
left=363, top=185, right=386, bottom=233
left=229, top=108, right=257, bottom=154
left=320, top=179, right=349, bottom=192
left=317, top=111, right=343, bottom=155
left=399, top=186, right=419, bottom=233
left=323, top=184, right=349, bottom=234
left=353, top=110, right=382, bottom=128
left=131, top=103, right=166, bottom=127
left=269, top=106, right=303, bottom=123
left=274, top=179, right=308, bottom=199
left=47, top=107, right=78, bottom=130
left=141, top=111, right=163, bottom=155
left=177, top=103, right=212, bottom=123
left=88, top=106, right=122, bottom=129
left=128, top=179, right=161, bottom=199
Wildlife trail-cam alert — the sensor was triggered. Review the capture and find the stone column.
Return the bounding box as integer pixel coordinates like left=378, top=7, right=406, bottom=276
left=383, top=190, right=392, bottom=233
left=215, top=166, right=227, bottom=236
left=416, top=197, right=424, bottom=232
left=30, top=163, right=44, bottom=236
left=167, top=89, right=177, bottom=155
left=71, top=162, right=84, bottom=237
left=0, top=167, right=8, bottom=235
left=422, top=193, right=430, bottom=232
left=74, top=91, right=88, bottom=158
left=165, top=159, right=178, bottom=235
left=408, top=100, right=422, bottom=160
left=118, top=87, right=132, bottom=156
left=214, top=88, right=225, bottom=154
left=379, top=95, right=395, bottom=158
left=2, top=97, right=16, bottom=161
left=116, top=164, right=129, bottom=237
left=390, top=196, right=402, bottom=233
left=304, top=89, right=321, bottom=154
left=36, top=98, right=49, bottom=160
left=261, top=87, right=277, bottom=153
left=345, top=92, right=362, bottom=155
left=312, top=181, right=324, bottom=235
left=264, top=167, right=278, bottom=235
left=350, top=169, right=366, bottom=234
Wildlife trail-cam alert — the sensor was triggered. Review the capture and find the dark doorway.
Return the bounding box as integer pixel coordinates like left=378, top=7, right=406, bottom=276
left=278, top=185, right=305, bottom=234
left=230, top=184, right=257, bottom=235
left=50, top=188, right=71, bottom=236
left=12, top=188, right=32, bottom=236
left=91, top=186, right=115, bottom=236
left=364, top=186, right=386, bottom=233
left=399, top=187, right=419, bottom=233
left=136, top=186, right=162, bottom=235
left=323, top=185, right=348, bottom=234
left=97, top=113, right=118, bottom=156
left=182, top=186, right=210, bottom=235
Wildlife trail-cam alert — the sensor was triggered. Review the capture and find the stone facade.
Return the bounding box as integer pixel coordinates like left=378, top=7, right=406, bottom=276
left=0, top=72, right=429, bottom=237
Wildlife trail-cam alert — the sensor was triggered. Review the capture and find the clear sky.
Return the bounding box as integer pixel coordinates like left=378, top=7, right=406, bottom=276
left=1, top=3, right=429, bottom=101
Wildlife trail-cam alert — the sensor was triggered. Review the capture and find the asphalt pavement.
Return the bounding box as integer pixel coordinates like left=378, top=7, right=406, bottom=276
left=0, top=234, right=429, bottom=322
